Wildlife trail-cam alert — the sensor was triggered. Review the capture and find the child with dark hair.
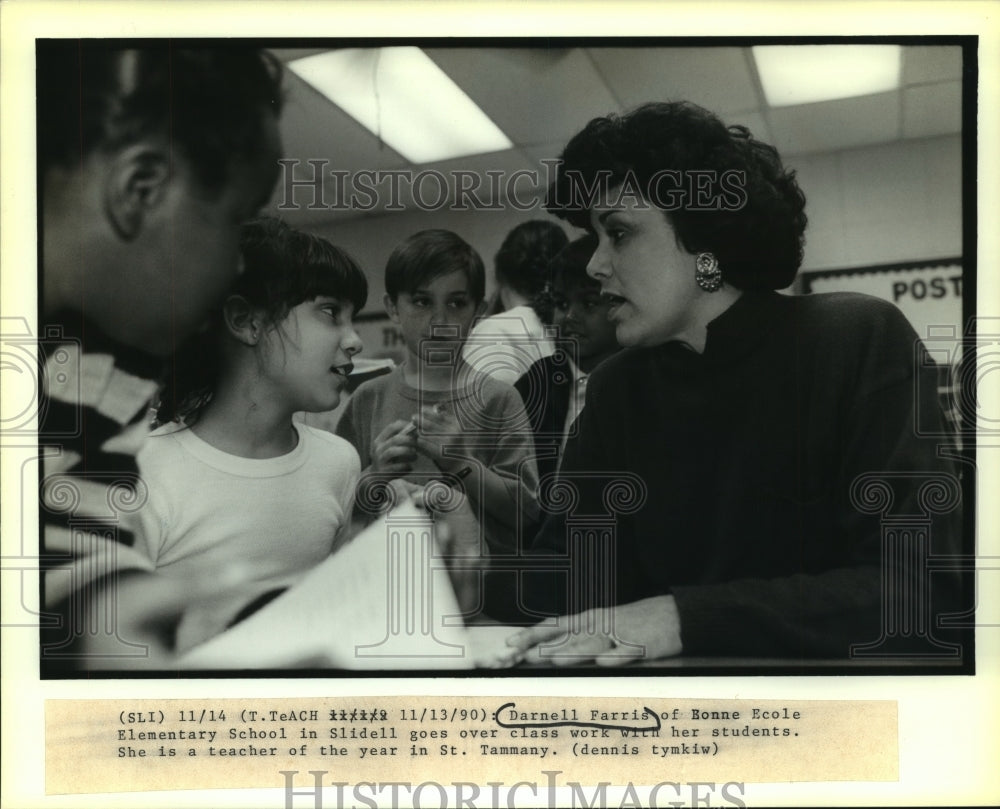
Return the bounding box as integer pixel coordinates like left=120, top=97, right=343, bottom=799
left=135, top=218, right=367, bottom=650
left=462, top=220, right=568, bottom=384
left=336, top=229, right=538, bottom=558
left=514, top=234, right=621, bottom=483
left=37, top=42, right=284, bottom=669
left=492, top=219, right=569, bottom=310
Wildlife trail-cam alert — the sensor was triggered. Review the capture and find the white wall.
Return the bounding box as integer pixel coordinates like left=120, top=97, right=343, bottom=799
left=790, top=134, right=961, bottom=272
left=305, top=134, right=963, bottom=317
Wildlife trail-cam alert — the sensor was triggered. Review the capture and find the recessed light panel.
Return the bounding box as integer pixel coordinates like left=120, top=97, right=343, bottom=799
left=288, top=47, right=514, bottom=163
left=753, top=45, right=902, bottom=107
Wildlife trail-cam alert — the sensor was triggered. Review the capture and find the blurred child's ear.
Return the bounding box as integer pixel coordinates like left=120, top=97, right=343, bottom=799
left=383, top=293, right=400, bottom=324
left=103, top=144, right=172, bottom=240
left=475, top=299, right=488, bottom=318
left=222, top=295, right=262, bottom=346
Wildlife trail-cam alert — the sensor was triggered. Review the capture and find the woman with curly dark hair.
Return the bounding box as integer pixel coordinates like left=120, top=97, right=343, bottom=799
left=503, top=101, right=961, bottom=663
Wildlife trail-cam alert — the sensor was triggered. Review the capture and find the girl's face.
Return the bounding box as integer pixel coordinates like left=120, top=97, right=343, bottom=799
left=587, top=187, right=701, bottom=348
left=551, top=277, right=619, bottom=363
left=258, top=296, right=363, bottom=414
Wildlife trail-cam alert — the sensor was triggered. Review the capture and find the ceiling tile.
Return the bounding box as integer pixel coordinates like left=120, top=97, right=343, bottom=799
left=587, top=47, right=760, bottom=115
left=902, top=46, right=964, bottom=85
left=766, top=91, right=901, bottom=156
left=426, top=48, right=620, bottom=147
left=278, top=69, right=409, bottom=172
left=902, top=81, right=962, bottom=138
left=258, top=44, right=966, bottom=232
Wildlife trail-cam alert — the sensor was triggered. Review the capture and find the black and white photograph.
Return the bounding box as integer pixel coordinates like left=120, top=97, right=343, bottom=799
left=31, top=38, right=975, bottom=675
left=2, top=2, right=998, bottom=808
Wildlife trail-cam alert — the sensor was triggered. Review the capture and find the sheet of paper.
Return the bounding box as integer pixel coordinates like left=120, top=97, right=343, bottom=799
left=180, top=502, right=477, bottom=670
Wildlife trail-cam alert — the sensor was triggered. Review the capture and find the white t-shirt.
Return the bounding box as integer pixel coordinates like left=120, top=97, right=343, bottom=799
left=461, top=305, right=555, bottom=386
left=137, top=422, right=360, bottom=649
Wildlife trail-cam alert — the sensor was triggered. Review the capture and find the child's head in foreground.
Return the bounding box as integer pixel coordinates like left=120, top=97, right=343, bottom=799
left=383, top=229, right=486, bottom=365
left=158, top=217, right=368, bottom=424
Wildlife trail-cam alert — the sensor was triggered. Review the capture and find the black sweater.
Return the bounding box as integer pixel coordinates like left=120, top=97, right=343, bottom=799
left=523, top=290, right=963, bottom=658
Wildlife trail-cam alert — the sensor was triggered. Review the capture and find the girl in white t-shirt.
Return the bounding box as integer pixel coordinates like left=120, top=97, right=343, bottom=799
left=138, top=217, right=367, bottom=649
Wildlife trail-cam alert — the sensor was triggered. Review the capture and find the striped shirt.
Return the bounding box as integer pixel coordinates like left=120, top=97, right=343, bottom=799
left=39, top=317, right=162, bottom=667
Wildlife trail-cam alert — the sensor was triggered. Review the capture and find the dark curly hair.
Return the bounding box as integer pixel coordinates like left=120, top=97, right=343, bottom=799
left=37, top=40, right=283, bottom=192
left=156, top=217, right=368, bottom=425
left=494, top=220, right=569, bottom=299
left=545, top=101, right=807, bottom=290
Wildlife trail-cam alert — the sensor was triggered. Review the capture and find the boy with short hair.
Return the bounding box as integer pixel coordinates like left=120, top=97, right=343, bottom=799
left=336, top=229, right=538, bottom=556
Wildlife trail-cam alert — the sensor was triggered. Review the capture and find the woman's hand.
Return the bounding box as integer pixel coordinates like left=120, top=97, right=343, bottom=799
left=370, top=419, right=418, bottom=475
left=501, top=595, right=683, bottom=667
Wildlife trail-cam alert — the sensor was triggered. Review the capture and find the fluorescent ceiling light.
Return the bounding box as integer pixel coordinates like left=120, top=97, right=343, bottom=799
left=288, top=47, right=513, bottom=164
left=753, top=45, right=902, bottom=107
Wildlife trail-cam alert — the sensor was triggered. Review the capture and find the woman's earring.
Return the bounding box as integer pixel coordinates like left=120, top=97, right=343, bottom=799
left=695, top=252, right=722, bottom=292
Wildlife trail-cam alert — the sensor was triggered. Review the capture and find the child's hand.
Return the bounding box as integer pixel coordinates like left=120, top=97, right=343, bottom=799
left=370, top=419, right=418, bottom=475
left=414, top=404, right=468, bottom=473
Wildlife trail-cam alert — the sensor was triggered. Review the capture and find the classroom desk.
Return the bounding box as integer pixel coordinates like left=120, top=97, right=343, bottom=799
left=463, top=626, right=965, bottom=672
left=524, top=656, right=965, bottom=671
left=176, top=505, right=967, bottom=673
left=179, top=621, right=965, bottom=673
